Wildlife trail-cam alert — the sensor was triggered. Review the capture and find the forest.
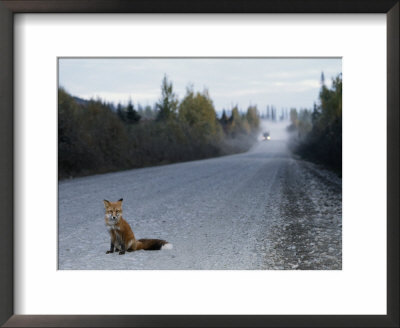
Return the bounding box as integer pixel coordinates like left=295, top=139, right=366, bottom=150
left=58, top=76, right=260, bottom=179
left=287, top=73, right=342, bottom=173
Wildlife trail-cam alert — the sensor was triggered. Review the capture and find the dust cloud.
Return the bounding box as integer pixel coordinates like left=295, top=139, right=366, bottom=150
left=258, top=120, right=291, bottom=142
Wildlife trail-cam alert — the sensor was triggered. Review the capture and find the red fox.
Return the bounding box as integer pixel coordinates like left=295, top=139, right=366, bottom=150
left=103, top=198, right=172, bottom=255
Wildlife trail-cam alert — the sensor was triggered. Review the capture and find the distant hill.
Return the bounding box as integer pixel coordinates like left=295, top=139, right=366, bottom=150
left=72, top=96, right=89, bottom=106
left=72, top=96, right=116, bottom=111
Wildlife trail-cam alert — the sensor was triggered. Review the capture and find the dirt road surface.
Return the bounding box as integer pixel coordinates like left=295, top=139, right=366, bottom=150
left=58, top=123, right=342, bottom=270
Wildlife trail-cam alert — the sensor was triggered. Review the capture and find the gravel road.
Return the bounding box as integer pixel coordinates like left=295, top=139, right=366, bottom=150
left=58, top=124, right=342, bottom=270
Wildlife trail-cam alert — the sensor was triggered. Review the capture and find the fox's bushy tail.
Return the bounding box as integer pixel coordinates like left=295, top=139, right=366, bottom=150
left=137, top=239, right=173, bottom=251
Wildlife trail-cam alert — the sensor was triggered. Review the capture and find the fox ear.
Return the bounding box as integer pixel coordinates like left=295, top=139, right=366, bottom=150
left=103, top=200, right=110, bottom=208
left=118, top=198, right=123, bottom=202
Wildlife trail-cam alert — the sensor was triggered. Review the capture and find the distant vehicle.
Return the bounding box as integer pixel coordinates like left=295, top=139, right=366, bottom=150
left=262, top=131, right=271, bottom=141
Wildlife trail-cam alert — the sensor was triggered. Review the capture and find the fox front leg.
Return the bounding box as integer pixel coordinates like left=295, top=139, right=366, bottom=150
left=106, top=242, right=114, bottom=254
left=119, top=244, right=126, bottom=255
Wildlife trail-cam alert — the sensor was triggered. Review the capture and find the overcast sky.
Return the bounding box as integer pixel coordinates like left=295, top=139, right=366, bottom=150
left=59, top=58, right=341, bottom=114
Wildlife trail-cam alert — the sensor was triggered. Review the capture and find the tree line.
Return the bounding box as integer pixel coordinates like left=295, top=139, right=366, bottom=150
left=288, top=73, right=342, bottom=173
left=58, top=75, right=260, bottom=179
left=260, top=105, right=290, bottom=121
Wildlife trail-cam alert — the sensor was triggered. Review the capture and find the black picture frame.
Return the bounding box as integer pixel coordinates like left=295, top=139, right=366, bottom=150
left=0, top=1, right=398, bottom=327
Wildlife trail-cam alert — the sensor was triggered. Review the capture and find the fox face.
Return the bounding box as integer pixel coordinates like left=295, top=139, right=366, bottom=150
left=103, top=198, right=123, bottom=225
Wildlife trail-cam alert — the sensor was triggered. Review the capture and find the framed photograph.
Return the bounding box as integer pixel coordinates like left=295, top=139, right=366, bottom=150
left=1, top=1, right=398, bottom=327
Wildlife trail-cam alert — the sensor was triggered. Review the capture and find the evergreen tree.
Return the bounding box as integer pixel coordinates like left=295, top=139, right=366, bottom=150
left=320, top=71, right=325, bottom=86
left=156, top=74, right=178, bottom=121
left=220, top=110, right=228, bottom=123
left=311, top=102, right=320, bottom=124
left=271, top=106, right=276, bottom=121
left=293, top=73, right=342, bottom=172
left=117, top=103, right=125, bottom=122
left=219, top=109, right=229, bottom=131
left=125, top=100, right=141, bottom=124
